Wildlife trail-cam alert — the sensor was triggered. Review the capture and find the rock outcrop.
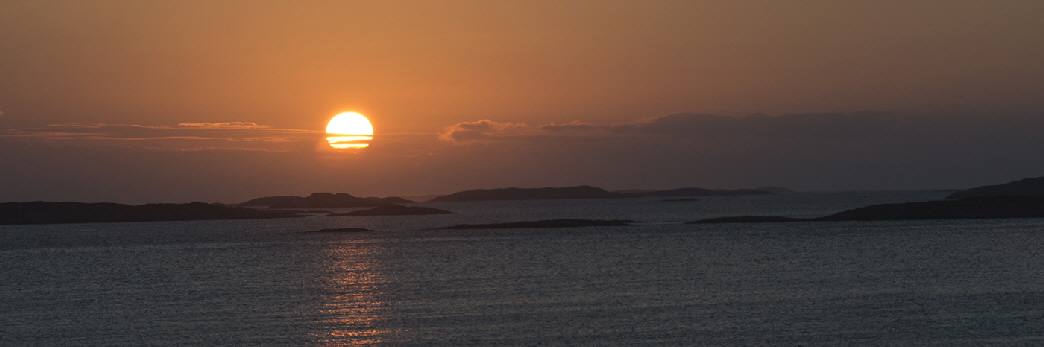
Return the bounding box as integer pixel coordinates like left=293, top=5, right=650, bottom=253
left=635, top=187, right=773, bottom=197
left=947, top=176, right=1044, bottom=199
left=328, top=204, right=453, bottom=216
left=441, top=219, right=633, bottom=229
left=430, top=185, right=775, bottom=202
left=429, top=186, right=635, bottom=202
left=239, top=193, right=413, bottom=208
left=691, top=196, right=1044, bottom=223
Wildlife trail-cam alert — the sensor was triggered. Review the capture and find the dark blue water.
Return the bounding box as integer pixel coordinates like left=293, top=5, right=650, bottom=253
left=4, top=192, right=1044, bottom=346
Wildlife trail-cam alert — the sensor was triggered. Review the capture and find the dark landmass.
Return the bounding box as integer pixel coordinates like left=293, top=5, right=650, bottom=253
left=429, top=186, right=634, bottom=202
left=401, top=195, right=439, bottom=202
left=947, top=176, right=1044, bottom=199
left=0, top=201, right=302, bottom=225
left=660, top=198, right=700, bottom=202
left=328, top=204, right=454, bottom=216
left=238, top=193, right=414, bottom=208
left=691, top=196, right=1044, bottom=224
left=635, top=187, right=773, bottom=197
left=818, top=196, right=1044, bottom=221
left=441, top=219, right=633, bottom=229
left=430, top=185, right=775, bottom=202
left=304, top=227, right=371, bottom=233
left=755, top=186, right=798, bottom=194
left=693, top=216, right=804, bottom=223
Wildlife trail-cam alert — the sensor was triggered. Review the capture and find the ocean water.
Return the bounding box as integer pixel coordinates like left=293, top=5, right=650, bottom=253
left=4, top=191, right=1044, bottom=346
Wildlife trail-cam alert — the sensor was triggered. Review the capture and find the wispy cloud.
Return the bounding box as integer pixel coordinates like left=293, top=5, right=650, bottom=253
left=438, top=120, right=536, bottom=144
left=0, top=122, right=320, bottom=151
left=440, top=112, right=912, bottom=144
left=432, top=110, right=1044, bottom=191
left=176, top=122, right=273, bottom=129
left=540, top=121, right=602, bottom=133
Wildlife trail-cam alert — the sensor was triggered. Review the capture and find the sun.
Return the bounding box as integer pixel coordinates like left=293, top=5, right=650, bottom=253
left=326, top=112, right=374, bottom=149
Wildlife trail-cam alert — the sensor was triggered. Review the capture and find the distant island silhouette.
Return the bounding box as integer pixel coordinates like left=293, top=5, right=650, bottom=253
left=442, top=219, right=634, bottom=229
left=429, top=185, right=773, bottom=202
left=693, top=196, right=1044, bottom=224
left=328, top=204, right=453, bottom=216
left=0, top=202, right=302, bottom=225
left=632, top=187, right=773, bottom=197
left=689, top=176, right=1044, bottom=223
left=430, top=186, right=632, bottom=202
left=947, top=176, right=1044, bottom=199
left=239, top=193, right=412, bottom=208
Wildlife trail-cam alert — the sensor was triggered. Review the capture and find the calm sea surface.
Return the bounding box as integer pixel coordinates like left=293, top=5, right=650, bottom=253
left=4, top=191, right=1044, bottom=346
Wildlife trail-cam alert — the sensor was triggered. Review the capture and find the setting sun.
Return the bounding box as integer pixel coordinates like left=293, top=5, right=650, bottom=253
left=326, top=112, right=373, bottom=149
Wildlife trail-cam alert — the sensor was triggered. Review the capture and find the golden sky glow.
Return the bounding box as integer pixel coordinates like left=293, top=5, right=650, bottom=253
left=2, top=1, right=1044, bottom=203
left=3, top=1, right=1043, bottom=133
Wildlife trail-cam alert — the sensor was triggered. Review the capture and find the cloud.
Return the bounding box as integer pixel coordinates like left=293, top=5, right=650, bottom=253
left=6, top=111, right=1044, bottom=205
left=440, top=112, right=902, bottom=144
left=177, top=122, right=272, bottom=129
left=556, top=112, right=899, bottom=140
left=429, top=110, right=1044, bottom=192
left=540, top=121, right=602, bottom=133
left=0, top=122, right=320, bottom=151
left=438, top=120, right=534, bottom=144
left=439, top=120, right=620, bottom=144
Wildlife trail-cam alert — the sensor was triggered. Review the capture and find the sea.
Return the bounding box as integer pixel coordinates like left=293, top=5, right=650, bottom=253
left=4, top=191, right=1044, bottom=346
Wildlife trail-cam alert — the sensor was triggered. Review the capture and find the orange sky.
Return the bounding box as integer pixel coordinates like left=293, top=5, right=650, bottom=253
left=2, top=1, right=1044, bottom=203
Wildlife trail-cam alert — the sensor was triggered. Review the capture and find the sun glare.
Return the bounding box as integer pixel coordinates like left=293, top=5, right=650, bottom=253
left=326, top=112, right=373, bottom=149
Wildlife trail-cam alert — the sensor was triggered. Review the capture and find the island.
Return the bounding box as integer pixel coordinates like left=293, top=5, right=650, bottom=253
left=0, top=201, right=303, bottom=225
left=238, top=193, right=413, bottom=208
left=328, top=204, right=454, bottom=216
left=947, top=176, right=1044, bottom=199
left=429, top=186, right=634, bottom=202
left=441, top=219, right=633, bottom=229
left=693, top=216, right=802, bottom=223
left=633, top=187, right=773, bottom=197
left=429, top=185, right=774, bottom=202
left=691, top=196, right=1044, bottom=223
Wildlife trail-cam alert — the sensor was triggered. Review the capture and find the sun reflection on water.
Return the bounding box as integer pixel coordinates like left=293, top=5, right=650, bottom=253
left=313, top=242, right=391, bottom=346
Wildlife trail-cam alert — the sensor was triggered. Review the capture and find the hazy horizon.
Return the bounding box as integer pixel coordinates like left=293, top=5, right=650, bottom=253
left=3, top=1, right=1044, bottom=204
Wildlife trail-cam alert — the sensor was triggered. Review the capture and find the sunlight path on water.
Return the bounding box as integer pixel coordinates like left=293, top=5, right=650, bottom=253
left=313, top=241, right=394, bottom=346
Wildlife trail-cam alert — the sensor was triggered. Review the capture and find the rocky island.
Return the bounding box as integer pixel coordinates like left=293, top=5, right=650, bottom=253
left=946, top=176, right=1044, bottom=199
left=239, top=193, right=412, bottom=208
left=429, top=185, right=775, bottom=202
left=328, top=204, right=454, bottom=216
left=441, top=219, right=633, bottom=229
left=0, top=201, right=302, bottom=225
left=693, top=196, right=1044, bottom=224
left=429, top=186, right=634, bottom=202
left=633, top=187, right=773, bottom=197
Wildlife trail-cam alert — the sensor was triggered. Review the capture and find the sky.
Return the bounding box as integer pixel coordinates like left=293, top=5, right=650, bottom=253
left=2, top=1, right=1044, bottom=204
